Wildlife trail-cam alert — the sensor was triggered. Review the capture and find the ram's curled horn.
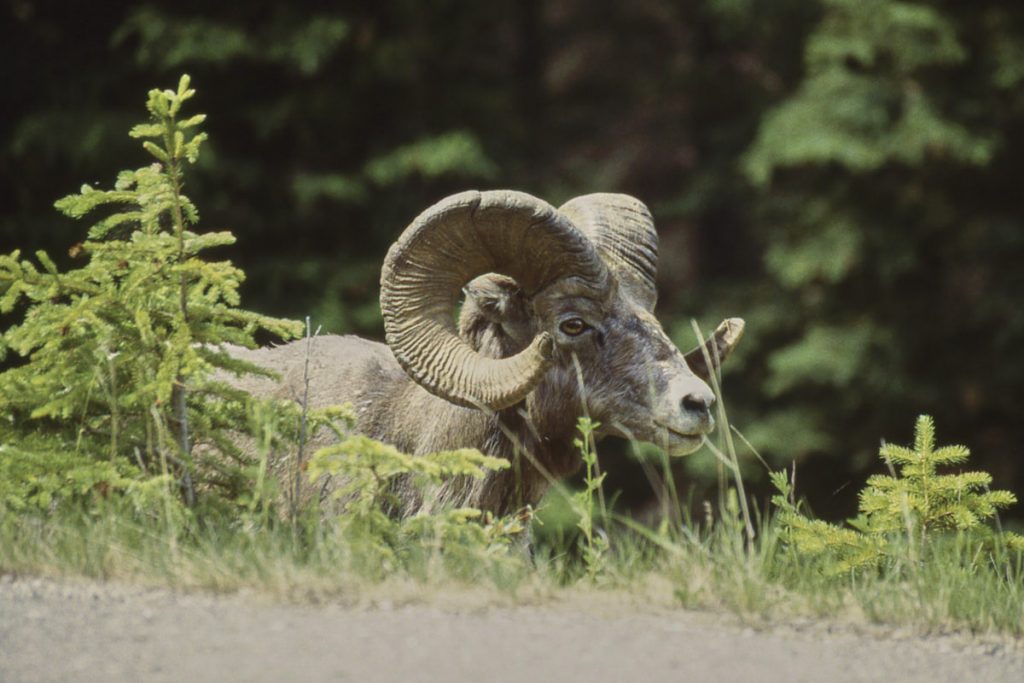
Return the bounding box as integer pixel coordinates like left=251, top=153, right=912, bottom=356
left=380, top=190, right=610, bottom=410
left=558, top=193, right=659, bottom=311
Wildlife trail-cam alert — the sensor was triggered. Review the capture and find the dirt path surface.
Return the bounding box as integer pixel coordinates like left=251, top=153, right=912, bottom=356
left=1, top=576, right=1021, bottom=683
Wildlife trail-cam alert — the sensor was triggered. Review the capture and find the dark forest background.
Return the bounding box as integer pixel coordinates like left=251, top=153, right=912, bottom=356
left=3, top=0, right=1023, bottom=520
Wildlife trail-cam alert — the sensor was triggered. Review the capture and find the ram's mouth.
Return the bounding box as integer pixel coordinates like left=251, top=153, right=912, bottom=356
left=654, top=423, right=706, bottom=456
left=605, top=420, right=708, bottom=456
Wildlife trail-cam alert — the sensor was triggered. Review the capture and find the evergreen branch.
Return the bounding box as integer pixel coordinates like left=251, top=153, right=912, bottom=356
left=931, top=445, right=971, bottom=465
left=1, top=74, right=302, bottom=511
left=878, top=444, right=917, bottom=466
left=914, top=414, right=936, bottom=455
left=773, top=414, right=1020, bottom=575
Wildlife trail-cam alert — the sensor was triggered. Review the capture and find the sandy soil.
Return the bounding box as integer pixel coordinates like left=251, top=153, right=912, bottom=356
left=1, top=575, right=1021, bottom=683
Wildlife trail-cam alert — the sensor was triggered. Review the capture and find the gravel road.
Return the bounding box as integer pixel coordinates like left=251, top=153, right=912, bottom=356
left=1, top=575, right=1021, bottom=683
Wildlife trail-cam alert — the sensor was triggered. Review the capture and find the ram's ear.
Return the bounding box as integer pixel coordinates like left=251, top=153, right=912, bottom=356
left=683, top=318, right=745, bottom=383
left=458, top=273, right=536, bottom=355
left=461, top=273, right=529, bottom=324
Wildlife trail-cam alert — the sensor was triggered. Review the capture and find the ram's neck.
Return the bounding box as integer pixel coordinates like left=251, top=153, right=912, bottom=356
left=428, top=318, right=585, bottom=515
left=521, top=367, right=587, bottom=479
left=408, top=371, right=583, bottom=518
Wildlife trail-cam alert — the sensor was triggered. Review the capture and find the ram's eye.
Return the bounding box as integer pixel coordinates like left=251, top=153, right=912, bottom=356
left=559, top=318, right=589, bottom=336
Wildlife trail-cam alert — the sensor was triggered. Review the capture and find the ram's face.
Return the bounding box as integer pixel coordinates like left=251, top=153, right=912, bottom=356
left=460, top=274, right=741, bottom=455
left=534, top=283, right=717, bottom=455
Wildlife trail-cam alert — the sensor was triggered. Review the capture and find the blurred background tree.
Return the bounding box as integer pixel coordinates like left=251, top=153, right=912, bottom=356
left=3, top=0, right=1022, bottom=520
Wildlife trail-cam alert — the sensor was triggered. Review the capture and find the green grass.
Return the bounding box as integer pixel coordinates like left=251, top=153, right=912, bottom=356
left=2, top=482, right=1022, bottom=636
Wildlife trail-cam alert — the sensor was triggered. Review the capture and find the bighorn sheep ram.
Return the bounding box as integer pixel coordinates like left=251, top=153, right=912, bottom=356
left=231, top=190, right=743, bottom=516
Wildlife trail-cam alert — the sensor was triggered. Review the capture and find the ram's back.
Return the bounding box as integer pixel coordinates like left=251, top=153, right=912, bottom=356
left=226, top=335, right=402, bottom=408
left=224, top=335, right=489, bottom=455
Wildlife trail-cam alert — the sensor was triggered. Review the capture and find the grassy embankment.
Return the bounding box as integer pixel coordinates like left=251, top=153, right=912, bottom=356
left=3, top=400, right=1021, bottom=638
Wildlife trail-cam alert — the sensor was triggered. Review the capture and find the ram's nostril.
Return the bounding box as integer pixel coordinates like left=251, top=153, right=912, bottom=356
left=681, top=392, right=714, bottom=417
